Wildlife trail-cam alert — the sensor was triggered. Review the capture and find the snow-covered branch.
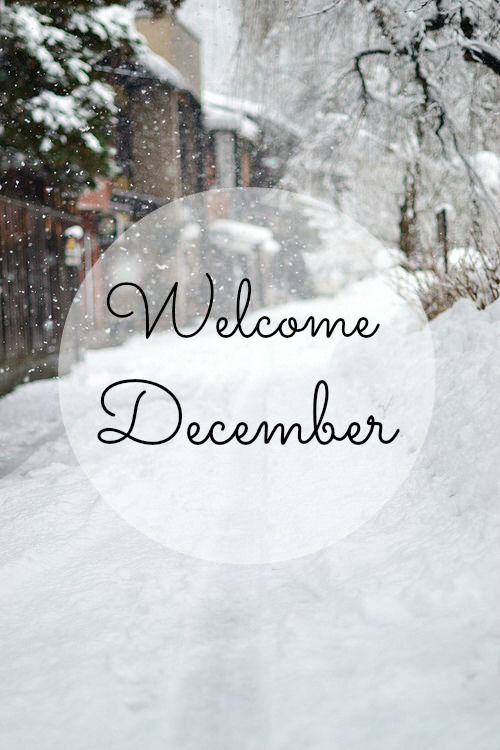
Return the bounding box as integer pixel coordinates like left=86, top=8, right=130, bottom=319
left=296, top=1, right=342, bottom=19
left=461, top=39, right=500, bottom=76
left=352, top=48, right=392, bottom=105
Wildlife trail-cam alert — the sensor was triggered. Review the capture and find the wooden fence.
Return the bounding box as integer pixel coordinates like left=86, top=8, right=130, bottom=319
left=0, top=195, right=76, bottom=395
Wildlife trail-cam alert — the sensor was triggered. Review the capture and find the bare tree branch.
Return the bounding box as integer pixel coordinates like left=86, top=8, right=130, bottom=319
left=461, top=39, right=500, bottom=76
left=351, top=48, right=392, bottom=106
left=297, top=1, right=341, bottom=20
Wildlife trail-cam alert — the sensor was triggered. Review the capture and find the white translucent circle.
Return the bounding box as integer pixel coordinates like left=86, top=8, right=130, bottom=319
left=59, top=189, right=435, bottom=564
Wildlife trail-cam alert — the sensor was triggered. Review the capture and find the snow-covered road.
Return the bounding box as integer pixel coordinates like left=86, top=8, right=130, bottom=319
left=1, top=294, right=500, bottom=749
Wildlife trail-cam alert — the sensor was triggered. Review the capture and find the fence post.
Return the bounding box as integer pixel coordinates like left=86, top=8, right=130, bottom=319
left=436, top=207, right=449, bottom=274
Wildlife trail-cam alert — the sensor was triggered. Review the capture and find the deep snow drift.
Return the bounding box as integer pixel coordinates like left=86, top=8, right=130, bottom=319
left=0, top=291, right=499, bottom=749
left=58, top=277, right=434, bottom=564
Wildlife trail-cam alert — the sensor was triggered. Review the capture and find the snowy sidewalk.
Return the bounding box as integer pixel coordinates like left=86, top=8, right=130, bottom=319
left=1, top=297, right=500, bottom=749
left=0, top=379, right=65, bottom=478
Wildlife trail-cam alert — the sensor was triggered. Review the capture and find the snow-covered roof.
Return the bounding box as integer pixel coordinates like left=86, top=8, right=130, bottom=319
left=101, top=48, right=197, bottom=97
left=210, top=219, right=279, bottom=255
left=204, top=103, right=260, bottom=143
left=135, top=48, right=187, bottom=90
left=204, top=91, right=304, bottom=139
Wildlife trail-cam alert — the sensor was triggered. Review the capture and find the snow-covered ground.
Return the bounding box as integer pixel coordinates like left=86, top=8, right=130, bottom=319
left=1, top=291, right=500, bottom=749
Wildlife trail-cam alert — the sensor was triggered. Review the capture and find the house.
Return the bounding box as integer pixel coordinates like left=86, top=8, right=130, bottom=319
left=204, top=99, right=260, bottom=189
left=78, top=10, right=204, bottom=236
left=73, top=11, right=206, bottom=342
left=114, top=12, right=204, bottom=209
left=203, top=92, right=300, bottom=191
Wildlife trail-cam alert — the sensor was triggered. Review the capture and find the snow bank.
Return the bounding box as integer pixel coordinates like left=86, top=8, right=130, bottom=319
left=0, top=293, right=499, bottom=748
left=210, top=219, right=276, bottom=253
left=297, top=194, right=394, bottom=293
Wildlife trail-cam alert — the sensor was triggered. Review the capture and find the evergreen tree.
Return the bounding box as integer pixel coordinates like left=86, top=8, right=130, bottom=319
left=0, top=1, right=184, bottom=194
